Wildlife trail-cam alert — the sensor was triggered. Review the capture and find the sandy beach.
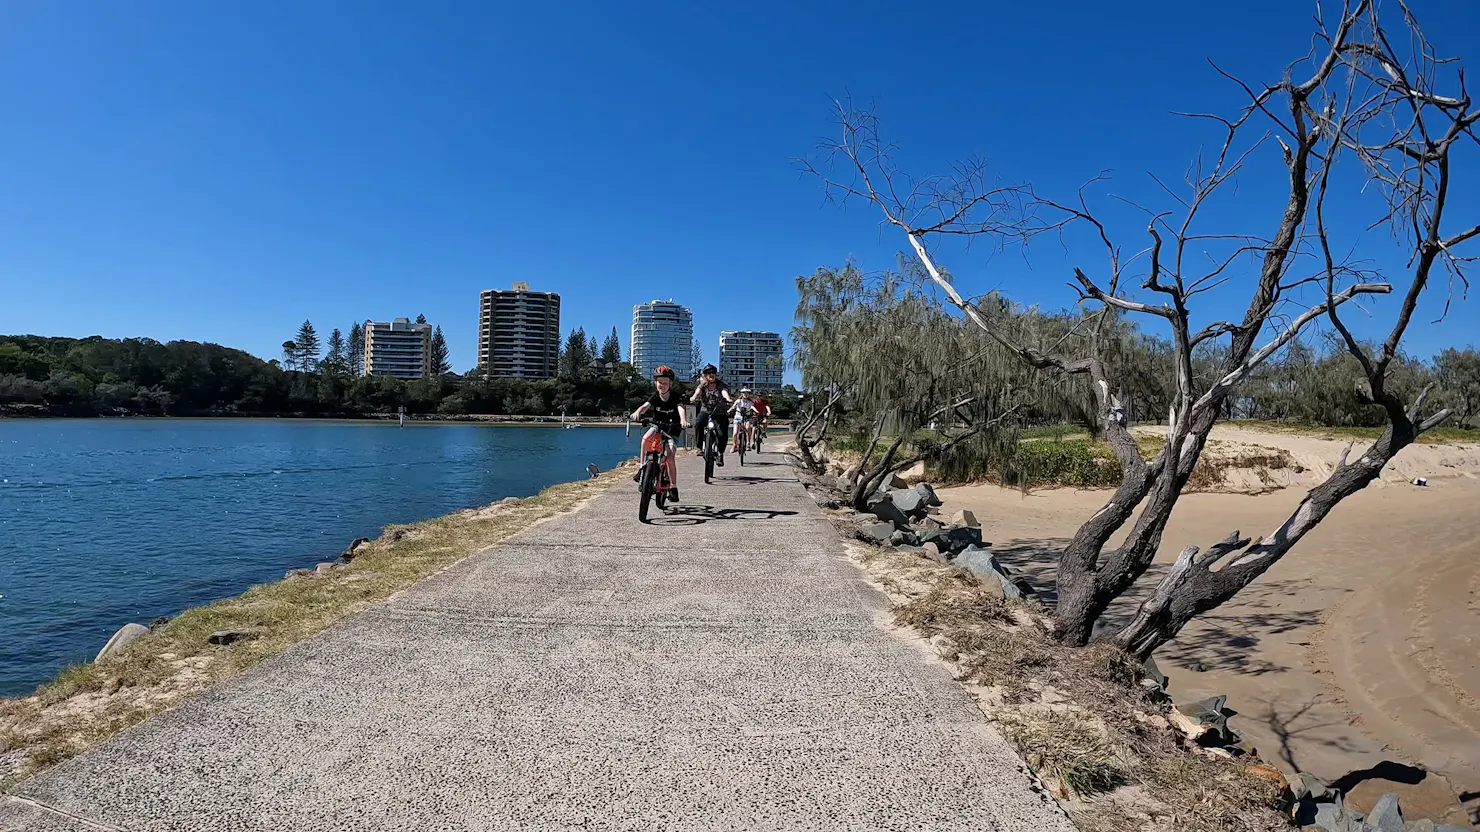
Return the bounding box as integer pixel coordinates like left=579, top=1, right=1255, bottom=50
left=936, top=426, right=1480, bottom=828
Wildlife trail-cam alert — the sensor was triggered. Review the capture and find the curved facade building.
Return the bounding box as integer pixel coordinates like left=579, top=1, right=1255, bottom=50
left=630, top=300, right=693, bottom=381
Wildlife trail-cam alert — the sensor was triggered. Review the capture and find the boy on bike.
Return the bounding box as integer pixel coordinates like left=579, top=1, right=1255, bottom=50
left=630, top=365, right=687, bottom=502
left=730, top=388, right=760, bottom=453
left=690, top=364, right=733, bottom=466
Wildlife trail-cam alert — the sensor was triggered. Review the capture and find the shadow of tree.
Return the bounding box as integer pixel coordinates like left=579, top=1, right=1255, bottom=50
left=646, top=504, right=801, bottom=526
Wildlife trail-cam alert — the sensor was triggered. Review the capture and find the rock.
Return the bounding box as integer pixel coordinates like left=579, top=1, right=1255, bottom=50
left=888, top=487, right=928, bottom=518
left=942, top=525, right=984, bottom=554
left=954, top=546, right=1035, bottom=600
left=1367, top=793, right=1403, bottom=832
left=883, top=472, right=909, bottom=490
left=865, top=493, right=912, bottom=531
left=914, top=482, right=942, bottom=507
left=1402, top=820, right=1437, bottom=832
left=1313, top=801, right=1364, bottom=832
left=315, top=562, right=337, bottom=575
left=339, top=537, right=371, bottom=562
left=586, top=463, right=601, bottom=478
left=857, top=521, right=896, bottom=544
left=1169, top=695, right=1240, bottom=747
left=1292, top=773, right=1339, bottom=803
left=899, top=460, right=927, bottom=482
left=1141, top=657, right=1169, bottom=693
left=207, top=628, right=261, bottom=646
left=812, top=493, right=842, bottom=510
left=950, top=508, right=979, bottom=528
left=95, top=623, right=150, bottom=662
left=284, top=568, right=314, bottom=579
left=889, top=529, right=920, bottom=547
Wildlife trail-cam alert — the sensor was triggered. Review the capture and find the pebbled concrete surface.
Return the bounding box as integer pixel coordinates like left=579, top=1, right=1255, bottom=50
left=3, top=451, right=1075, bottom=832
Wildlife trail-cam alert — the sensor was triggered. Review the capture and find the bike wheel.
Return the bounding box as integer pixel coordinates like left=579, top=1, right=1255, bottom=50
left=704, top=433, right=715, bottom=483
left=738, top=432, right=746, bottom=466
left=638, top=458, right=656, bottom=522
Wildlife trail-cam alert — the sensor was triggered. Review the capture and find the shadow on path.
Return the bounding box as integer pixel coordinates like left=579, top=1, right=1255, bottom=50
left=646, top=504, right=801, bottom=526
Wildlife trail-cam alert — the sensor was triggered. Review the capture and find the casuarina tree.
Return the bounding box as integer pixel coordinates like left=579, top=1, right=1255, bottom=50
left=293, top=321, right=321, bottom=372
left=804, top=0, right=1479, bottom=657
left=602, top=327, right=622, bottom=364
left=347, top=322, right=365, bottom=376
left=325, top=329, right=347, bottom=376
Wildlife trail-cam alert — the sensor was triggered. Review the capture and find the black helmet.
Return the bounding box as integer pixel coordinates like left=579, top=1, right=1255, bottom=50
left=653, top=365, right=676, bottom=380
left=702, top=364, right=717, bottom=375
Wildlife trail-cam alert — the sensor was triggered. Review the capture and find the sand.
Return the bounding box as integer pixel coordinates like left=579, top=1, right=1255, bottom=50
left=935, top=426, right=1480, bottom=828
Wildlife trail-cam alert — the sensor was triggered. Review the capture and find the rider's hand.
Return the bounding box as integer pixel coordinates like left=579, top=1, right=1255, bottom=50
left=629, top=411, right=641, bottom=422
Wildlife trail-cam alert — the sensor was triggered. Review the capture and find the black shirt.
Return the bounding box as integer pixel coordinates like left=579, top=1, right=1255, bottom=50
left=646, top=389, right=683, bottom=433
left=694, top=379, right=729, bottom=411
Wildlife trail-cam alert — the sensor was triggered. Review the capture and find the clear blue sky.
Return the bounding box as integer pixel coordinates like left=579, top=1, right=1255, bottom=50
left=2, top=0, right=1476, bottom=377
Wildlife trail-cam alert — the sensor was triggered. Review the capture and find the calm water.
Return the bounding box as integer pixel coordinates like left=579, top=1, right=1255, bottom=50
left=0, top=419, right=639, bottom=696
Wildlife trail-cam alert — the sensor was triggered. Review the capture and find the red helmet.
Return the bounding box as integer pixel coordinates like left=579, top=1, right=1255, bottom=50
left=653, top=365, right=676, bottom=380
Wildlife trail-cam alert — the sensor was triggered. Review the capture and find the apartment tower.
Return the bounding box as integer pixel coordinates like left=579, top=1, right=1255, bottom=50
left=630, top=300, right=694, bottom=381
left=363, top=318, right=432, bottom=380
left=718, top=330, right=784, bottom=391
left=478, top=282, right=561, bottom=378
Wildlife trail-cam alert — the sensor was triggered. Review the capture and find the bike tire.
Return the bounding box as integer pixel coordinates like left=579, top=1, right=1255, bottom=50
left=704, top=432, right=715, bottom=483
left=639, top=458, right=655, bottom=523
left=738, top=434, right=746, bottom=466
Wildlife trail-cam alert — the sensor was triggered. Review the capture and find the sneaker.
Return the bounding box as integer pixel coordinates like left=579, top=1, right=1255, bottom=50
left=716, top=453, right=725, bottom=467
left=668, top=486, right=680, bottom=503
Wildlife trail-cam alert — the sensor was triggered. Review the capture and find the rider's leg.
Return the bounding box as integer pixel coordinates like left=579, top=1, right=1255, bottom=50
left=664, top=440, right=678, bottom=488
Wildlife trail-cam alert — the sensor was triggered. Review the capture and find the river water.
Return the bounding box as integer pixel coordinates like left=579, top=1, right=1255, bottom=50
left=0, top=419, right=639, bottom=696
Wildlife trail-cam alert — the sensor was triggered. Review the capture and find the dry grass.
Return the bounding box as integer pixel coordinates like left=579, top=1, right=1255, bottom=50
left=1230, top=419, right=1477, bottom=445
left=0, top=462, right=635, bottom=791
left=845, top=535, right=1294, bottom=832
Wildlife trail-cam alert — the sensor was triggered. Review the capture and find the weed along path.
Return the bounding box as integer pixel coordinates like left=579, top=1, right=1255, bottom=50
left=0, top=450, right=1073, bottom=832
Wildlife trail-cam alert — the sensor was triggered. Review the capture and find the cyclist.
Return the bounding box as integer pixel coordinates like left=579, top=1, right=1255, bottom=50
left=690, top=364, right=734, bottom=466
left=730, top=388, right=760, bottom=454
left=751, top=391, right=771, bottom=438
left=630, top=365, right=687, bottom=502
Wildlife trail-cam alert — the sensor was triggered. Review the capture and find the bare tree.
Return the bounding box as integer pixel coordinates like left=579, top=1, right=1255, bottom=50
left=805, top=0, right=1478, bottom=656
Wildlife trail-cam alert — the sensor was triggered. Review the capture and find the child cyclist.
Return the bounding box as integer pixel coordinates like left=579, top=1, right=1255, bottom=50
left=630, top=365, right=688, bottom=502
left=730, top=387, right=760, bottom=453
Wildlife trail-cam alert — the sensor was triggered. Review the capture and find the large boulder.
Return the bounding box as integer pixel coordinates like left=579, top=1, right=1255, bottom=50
left=865, top=492, right=912, bottom=531
left=899, top=460, right=927, bottom=482
left=953, top=546, right=1036, bottom=600
left=856, top=520, right=896, bottom=545
left=942, top=525, right=984, bottom=554
left=887, top=487, right=928, bottom=519
left=914, top=483, right=943, bottom=507
left=1367, top=794, right=1403, bottom=832
left=950, top=509, right=979, bottom=528
left=1312, top=801, right=1364, bottom=832
left=95, top=623, right=150, bottom=662
left=889, top=529, right=920, bottom=548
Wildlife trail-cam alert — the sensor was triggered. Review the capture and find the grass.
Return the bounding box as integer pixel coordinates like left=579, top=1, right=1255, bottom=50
left=998, top=709, right=1130, bottom=797
left=1230, top=419, right=1477, bottom=444
left=0, top=461, right=636, bottom=791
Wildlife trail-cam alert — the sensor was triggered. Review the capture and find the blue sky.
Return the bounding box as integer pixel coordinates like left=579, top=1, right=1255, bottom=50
left=1, top=0, right=1476, bottom=377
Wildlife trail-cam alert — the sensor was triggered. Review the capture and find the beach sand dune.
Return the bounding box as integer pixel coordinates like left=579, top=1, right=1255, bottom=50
left=936, top=426, right=1480, bottom=827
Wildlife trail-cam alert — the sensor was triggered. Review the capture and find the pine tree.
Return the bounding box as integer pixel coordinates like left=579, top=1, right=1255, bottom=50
left=294, top=321, right=321, bottom=372
left=325, top=329, right=347, bottom=376
left=690, top=337, right=705, bottom=379
left=587, top=333, right=599, bottom=363
left=416, top=313, right=427, bottom=324
left=558, top=327, right=591, bottom=379
left=347, top=322, right=365, bottom=376
left=281, top=340, right=301, bottom=372
left=430, top=326, right=451, bottom=375
left=602, top=327, right=621, bottom=363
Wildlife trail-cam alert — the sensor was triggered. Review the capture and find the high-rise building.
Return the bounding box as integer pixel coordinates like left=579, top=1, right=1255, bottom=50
left=478, top=282, right=561, bottom=379
left=630, top=300, right=694, bottom=381
left=719, top=330, right=784, bottom=391
left=363, top=318, right=432, bottom=380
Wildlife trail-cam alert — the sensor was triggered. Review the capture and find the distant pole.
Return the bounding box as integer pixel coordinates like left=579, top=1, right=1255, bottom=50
left=398, top=405, right=406, bottom=428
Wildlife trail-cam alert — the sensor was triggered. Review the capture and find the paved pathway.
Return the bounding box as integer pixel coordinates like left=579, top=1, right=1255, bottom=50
left=2, top=450, right=1075, bottom=831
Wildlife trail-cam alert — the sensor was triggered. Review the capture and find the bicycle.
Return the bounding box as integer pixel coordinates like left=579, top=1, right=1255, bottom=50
left=627, top=418, right=678, bottom=523
left=754, top=420, right=765, bottom=453
left=733, top=417, right=753, bottom=466
left=701, top=416, right=724, bottom=483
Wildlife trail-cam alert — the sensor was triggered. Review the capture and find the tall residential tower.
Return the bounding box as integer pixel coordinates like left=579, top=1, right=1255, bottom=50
left=718, top=330, right=784, bottom=391
left=630, top=300, right=694, bottom=380
left=478, top=282, right=561, bottom=379
left=363, top=318, right=432, bottom=380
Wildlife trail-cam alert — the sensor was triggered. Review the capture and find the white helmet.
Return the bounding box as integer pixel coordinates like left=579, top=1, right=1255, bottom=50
left=740, top=387, right=752, bottom=394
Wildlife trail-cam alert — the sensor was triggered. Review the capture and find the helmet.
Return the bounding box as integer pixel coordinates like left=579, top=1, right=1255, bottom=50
left=702, top=364, right=717, bottom=375
left=653, top=365, right=675, bottom=380
left=740, top=387, right=752, bottom=394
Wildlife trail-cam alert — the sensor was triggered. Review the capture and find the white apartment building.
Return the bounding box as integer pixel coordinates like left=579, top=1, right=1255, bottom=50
left=718, top=330, right=784, bottom=391
left=363, top=318, right=432, bottom=380
left=478, top=282, right=561, bottom=379
left=630, top=300, right=694, bottom=381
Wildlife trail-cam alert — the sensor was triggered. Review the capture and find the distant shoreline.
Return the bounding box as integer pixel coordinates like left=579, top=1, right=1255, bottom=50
left=0, top=409, right=630, bottom=427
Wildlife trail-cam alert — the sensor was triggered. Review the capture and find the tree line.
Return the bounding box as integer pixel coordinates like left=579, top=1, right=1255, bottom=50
left=0, top=328, right=802, bottom=419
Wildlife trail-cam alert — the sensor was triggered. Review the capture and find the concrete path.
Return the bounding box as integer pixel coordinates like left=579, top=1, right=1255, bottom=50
left=3, top=451, right=1074, bottom=832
